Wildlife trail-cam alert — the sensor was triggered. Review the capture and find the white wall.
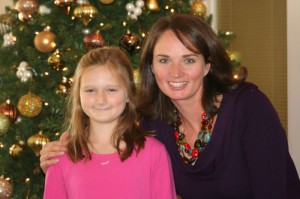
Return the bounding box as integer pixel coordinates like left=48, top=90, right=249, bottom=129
left=0, top=0, right=13, bottom=14
left=287, top=0, right=300, bottom=175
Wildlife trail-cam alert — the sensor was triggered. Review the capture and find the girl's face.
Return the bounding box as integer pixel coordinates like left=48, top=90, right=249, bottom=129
left=151, top=30, right=210, bottom=103
left=80, top=64, right=127, bottom=126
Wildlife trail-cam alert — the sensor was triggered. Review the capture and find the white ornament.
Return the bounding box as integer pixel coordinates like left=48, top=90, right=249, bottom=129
left=39, top=5, right=51, bottom=15
left=134, top=7, right=142, bottom=16
left=125, top=0, right=144, bottom=20
left=16, top=61, right=32, bottom=82
left=2, top=32, right=16, bottom=47
left=125, top=3, right=135, bottom=12
left=136, top=0, right=145, bottom=8
left=129, top=14, right=138, bottom=20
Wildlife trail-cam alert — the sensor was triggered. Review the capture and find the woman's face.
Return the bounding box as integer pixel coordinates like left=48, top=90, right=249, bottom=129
left=151, top=30, right=210, bottom=103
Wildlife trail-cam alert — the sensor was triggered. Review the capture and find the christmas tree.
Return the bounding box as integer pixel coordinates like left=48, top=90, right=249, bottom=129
left=0, top=0, right=220, bottom=198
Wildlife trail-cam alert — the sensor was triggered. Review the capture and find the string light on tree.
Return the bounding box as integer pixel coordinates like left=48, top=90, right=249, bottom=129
left=145, top=0, right=160, bottom=12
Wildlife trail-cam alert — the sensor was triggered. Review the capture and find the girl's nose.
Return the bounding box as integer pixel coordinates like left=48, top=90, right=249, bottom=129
left=96, top=90, right=107, bottom=104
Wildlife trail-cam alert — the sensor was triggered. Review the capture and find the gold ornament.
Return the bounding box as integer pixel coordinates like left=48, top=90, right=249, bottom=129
left=145, top=0, right=160, bottom=12
left=99, top=0, right=114, bottom=4
left=16, top=0, right=39, bottom=19
left=54, top=0, right=75, bottom=14
left=190, top=0, right=207, bottom=17
left=48, top=49, right=62, bottom=70
left=27, top=131, right=50, bottom=156
left=9, top=141, right=25, bottom=156
left=34, top=30, right=56, bottom=53
left=0, top=113, right=10, bottom=136
left=17, top=92, right=42, bottom=118
left=0, top=176, right=12, bottom=199
left=56, top=77, right=73, bottom=95
left=74, top=4, right=98, bottom=26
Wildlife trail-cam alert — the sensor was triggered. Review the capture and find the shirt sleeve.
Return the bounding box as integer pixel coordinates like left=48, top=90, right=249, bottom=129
left=151, top=142, right=177, bottom=199
left=239, top=87, right=298, bottom=198
left=43, top=158, right=68, bottom=199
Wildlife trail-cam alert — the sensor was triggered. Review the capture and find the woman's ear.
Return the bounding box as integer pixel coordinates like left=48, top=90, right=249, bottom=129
left=150, top=64, right=154, bottom=74
left=204, top=62, right=211, bottom=76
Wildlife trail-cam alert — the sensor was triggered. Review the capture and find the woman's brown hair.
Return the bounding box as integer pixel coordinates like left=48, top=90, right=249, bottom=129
left=137, top=13, right=247, bottom=124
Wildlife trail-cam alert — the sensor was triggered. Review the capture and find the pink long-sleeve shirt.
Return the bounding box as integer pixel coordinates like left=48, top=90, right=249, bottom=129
left=43, top=137, right=176, bottom=199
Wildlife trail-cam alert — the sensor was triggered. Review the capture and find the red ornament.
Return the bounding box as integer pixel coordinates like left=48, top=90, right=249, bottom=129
left=119, top=32, right=141, bottom=54
left=0, top=102, right=18, bottom=123
left=83, top=32, right=105, bottom=50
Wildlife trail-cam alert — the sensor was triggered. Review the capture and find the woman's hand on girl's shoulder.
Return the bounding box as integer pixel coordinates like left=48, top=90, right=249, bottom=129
left=39, top=132, right=69, bottom=173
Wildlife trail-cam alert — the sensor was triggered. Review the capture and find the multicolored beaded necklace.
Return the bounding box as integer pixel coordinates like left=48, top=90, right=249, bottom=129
left=173, top=107, right=213, bottom=165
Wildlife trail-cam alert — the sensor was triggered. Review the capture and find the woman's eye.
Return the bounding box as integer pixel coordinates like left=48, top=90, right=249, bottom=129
left=158, top=58, right=169, bottom=64
left=185, top=58, right=195, bottom=64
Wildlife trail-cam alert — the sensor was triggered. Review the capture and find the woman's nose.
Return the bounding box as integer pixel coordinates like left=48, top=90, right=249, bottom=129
left=169, top=63, right=183, bottom=77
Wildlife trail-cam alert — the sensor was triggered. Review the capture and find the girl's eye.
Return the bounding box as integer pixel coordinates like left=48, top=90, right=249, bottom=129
left=107, top=88, right=118, bottom=93
left=86, top=89, right=95, bottom=93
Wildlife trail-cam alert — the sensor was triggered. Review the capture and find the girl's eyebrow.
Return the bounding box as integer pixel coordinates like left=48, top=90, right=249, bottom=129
left=154, top=54, right=198, bottom=58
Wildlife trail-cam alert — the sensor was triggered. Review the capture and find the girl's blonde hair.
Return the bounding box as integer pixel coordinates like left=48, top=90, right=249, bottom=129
left=65, top=46, right=145, bottom=162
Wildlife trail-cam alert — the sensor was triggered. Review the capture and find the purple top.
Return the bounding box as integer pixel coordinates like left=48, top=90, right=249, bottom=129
left=141, top=83, right=300, bottom=199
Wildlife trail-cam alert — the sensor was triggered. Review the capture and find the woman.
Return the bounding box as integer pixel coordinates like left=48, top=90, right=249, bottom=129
left=40, top=14, right=300, bottom=198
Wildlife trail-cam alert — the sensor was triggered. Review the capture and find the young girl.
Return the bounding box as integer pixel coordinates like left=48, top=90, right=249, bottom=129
left=43, top=47, right=176, bottom=199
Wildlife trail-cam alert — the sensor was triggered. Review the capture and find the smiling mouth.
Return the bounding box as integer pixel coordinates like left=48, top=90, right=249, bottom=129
left=93, top=107, right=110, bottom=110
left=169, top=81, right=188, bottom=88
